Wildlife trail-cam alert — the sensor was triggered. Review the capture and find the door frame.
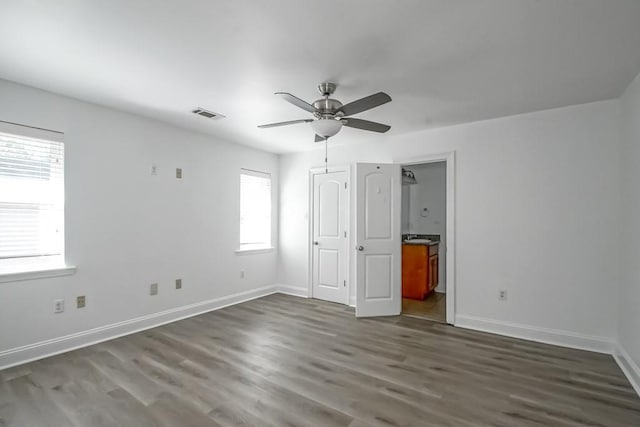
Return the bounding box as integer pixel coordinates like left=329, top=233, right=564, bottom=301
left=395, top=151, right=456, bottom=325
left=308, top=165, right=351, bottom=305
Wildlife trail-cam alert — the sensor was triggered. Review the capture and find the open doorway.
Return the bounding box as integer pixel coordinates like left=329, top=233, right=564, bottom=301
left=400, top=161, right=447, bottom=323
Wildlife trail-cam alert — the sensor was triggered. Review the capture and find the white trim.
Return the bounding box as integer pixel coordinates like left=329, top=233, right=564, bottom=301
left=234, top=247, right=275, bottom=255
left=0, top=265, right=76, bottom=284
left=0, top=285, right=278, bottom=370
left=276, top=284, right=309, bottom=298
left=349, top=296, right=356, bottom=307
left=395, top=151, right=456, bottom=325
left=613, top=344, right=640, bottom=397
left=308, top=165, right=351, bottom=306
left=456, top=314, right=613, bottom=354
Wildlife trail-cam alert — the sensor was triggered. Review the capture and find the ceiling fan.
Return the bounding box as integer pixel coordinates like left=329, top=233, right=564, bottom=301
left=258, top=83, right=392, bottom=141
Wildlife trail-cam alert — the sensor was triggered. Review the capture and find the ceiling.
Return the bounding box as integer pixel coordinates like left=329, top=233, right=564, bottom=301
left=1, top=1, right=640, bottom=154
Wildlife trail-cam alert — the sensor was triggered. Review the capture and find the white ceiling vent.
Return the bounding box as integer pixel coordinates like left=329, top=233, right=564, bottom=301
left=192, top=108, right=225, bottom=120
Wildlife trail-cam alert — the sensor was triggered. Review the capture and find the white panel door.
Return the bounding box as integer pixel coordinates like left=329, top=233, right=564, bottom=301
left=312, top=170, right=348, bottom=304
left=355, top=163, right=401, bottom=317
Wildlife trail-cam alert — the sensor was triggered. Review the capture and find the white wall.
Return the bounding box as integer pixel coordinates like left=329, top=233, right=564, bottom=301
left=619, top=72, right=640, bottom=380
left=279, top=99, right=621, bottom=344
left=0, top=79, right=279, bottom=364
left=404, top=162, right=447, bottom=292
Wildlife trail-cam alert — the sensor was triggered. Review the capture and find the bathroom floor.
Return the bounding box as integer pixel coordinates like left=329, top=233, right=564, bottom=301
left=402, top=292, right=446, bottom=323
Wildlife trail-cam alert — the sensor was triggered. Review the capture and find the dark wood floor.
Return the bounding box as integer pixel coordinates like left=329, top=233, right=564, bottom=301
left=1, top=294, right=638, bottom=426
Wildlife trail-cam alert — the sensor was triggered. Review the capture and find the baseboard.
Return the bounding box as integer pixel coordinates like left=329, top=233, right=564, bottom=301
left=0, top=285, right=279, bottom=370
left=613, top=344, right=640, bottom=397
left=276, top=284, right=309, bottom=298
left=455, top=314, right=613, bottom=354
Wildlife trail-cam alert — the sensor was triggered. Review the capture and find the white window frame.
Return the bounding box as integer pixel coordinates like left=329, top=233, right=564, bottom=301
left=0, top=120, right=76, bottom=282
left=236, top=168, right=274, bottom=255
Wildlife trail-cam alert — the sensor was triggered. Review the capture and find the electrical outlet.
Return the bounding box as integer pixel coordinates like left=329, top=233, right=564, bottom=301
left=176, top=168, right=182, bottom=179
left=151, top=164, right=157, bottom=175
left=54, top=299, right=64, bottom=313
left=499, top=290, right=507, bottom=301
left=175, top=279, right=182, bottom=289
left=76, top=295, right=86, bottom=308
left=150, top=283, right=158, bottom=296
left=240, top=270, right=245, bottom=278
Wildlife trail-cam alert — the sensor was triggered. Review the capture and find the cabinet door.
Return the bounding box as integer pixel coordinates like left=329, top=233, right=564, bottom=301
left=402, top=245, right=428, bottom=299
left=429, top=255, right=439, bottom=291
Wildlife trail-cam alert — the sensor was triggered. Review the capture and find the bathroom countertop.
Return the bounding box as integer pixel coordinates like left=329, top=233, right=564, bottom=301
left=403, top=239, right=439, bottom=246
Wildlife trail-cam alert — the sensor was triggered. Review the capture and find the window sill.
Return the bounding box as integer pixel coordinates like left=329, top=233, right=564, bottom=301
left=0, top=265, right=77, bottom=283
left=234, top=247, right=275, bottom=255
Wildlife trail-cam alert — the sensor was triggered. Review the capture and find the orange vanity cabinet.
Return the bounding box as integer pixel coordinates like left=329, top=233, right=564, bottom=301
left=402, top=243, right=439, bottom=300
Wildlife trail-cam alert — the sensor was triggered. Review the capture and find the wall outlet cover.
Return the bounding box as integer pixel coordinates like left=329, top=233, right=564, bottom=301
left=175, top=279, right=182, bottom=289
left=176, top=168, right=182, bottom=179
left=76, top=295, right=86, bottom=308
left=150, top=283, right=158, bottom=296
left=499, top=290, right=507, bottom=301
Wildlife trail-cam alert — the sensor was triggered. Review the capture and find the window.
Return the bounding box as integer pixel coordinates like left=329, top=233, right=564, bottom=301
left=0, top=122, right=65, bottom=272
left=239, top=169, right=271, bottom=251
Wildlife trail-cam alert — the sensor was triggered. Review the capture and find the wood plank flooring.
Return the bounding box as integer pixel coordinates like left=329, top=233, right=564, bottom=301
left=1, top=294, right=639, bottom=426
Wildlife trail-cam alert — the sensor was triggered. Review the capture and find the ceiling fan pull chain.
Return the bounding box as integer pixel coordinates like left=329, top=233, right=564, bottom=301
left=325, top=137, right=329, bottom=173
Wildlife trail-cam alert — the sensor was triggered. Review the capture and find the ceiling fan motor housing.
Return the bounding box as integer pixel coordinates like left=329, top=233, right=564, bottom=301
left=313, top=98, right=344, bottom=118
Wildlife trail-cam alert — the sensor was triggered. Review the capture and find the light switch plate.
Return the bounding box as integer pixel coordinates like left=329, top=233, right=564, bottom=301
left=54, top=299, right=64, bottom=313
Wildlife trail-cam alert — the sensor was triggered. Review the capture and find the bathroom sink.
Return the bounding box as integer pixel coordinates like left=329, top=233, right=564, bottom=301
left=404, top=239, right=432, bottom=244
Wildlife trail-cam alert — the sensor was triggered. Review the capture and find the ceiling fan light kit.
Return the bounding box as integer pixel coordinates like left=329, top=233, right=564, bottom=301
left=310, top=118, right=342, bottom=138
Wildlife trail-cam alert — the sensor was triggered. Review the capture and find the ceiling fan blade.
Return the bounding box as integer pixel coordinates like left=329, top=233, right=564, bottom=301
left=342, top=118, right=391, bottom=133
left=258, top=119, right=313, bottom=128
left=338, top=92, right=391, bottom=116
left=275, top=92, right=317, bottom=113
left=314, top=134, right=326, bottom=143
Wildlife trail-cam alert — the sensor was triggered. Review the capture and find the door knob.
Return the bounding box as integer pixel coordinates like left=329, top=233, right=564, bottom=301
left=314, top=241, right=319, bottom=245
left=357, top=245, right=364, bottom=251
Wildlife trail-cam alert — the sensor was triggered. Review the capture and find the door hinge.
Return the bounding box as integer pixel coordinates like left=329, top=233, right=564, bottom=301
left=344, top=231, right=347, bottom=238
left=344, top=182, right=347, bottom=189
left=344, top=280, right=346, bottom=287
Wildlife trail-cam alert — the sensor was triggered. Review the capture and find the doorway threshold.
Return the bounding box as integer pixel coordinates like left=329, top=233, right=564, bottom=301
left=401, top=294, right=446, bottom=323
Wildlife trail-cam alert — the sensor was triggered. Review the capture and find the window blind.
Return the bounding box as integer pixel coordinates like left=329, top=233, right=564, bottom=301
left=240, top=169, right=271, bottom=248
left=0, top=129, right=64, bottom=260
